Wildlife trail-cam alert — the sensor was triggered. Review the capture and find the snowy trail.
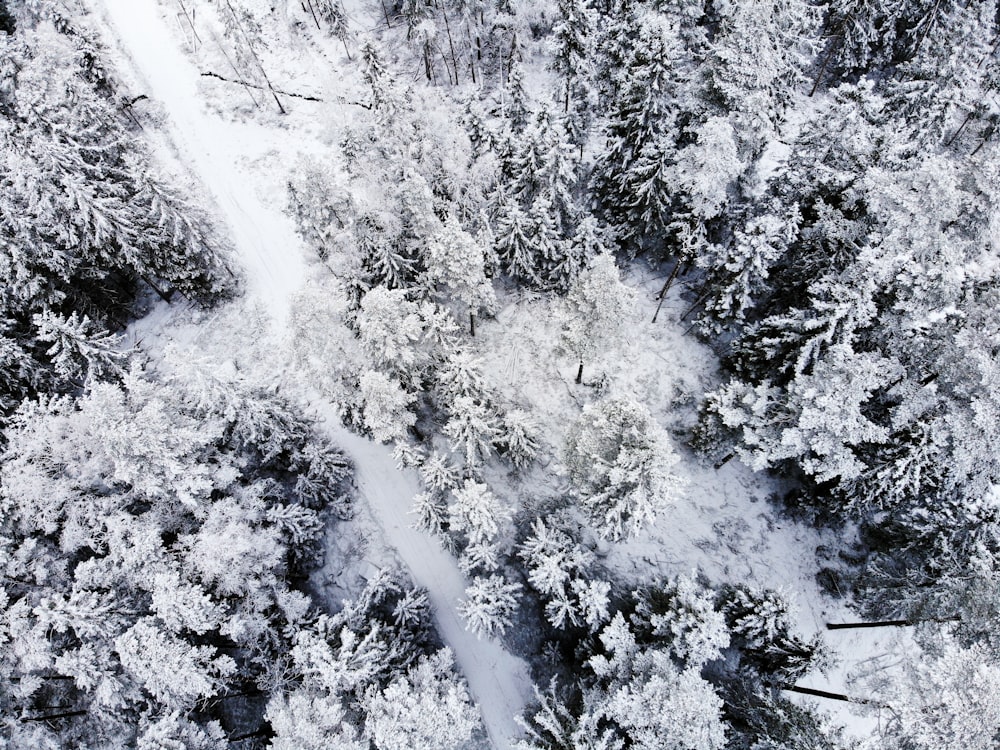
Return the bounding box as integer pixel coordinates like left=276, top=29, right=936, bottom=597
left=90, top=0, right=307, bottom=328
left=322, top=418, right=534, bottom=748
left=88, top=1, right=532, bottom=745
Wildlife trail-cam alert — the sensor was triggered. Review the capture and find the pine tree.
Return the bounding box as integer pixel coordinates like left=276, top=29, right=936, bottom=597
left=591, top=13, right=691, bottom=252
left=443, top=395, right=500, bottom=470
left=364, top=649, right=480, bottom=750
left=359, top=370, right=416, bottom=444
left=883, top=638, right=1000, bottom=750
left=459, top=574, right=521, bottom=638
left=448, top=480, right=511, bottom=552
left=564, top=396, right=685, bottom=541
left=32, top=310, right=127, bottom=382
left=559, top=253, right=636, bottom=384
left=551, top=0, right=596, bottom=114
left=425, top=214, right=496, bottom=336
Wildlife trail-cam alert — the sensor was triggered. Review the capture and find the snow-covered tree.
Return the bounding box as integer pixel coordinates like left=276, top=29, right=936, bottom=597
left=550, top=0, right=596, bottom=114
left=364, top=649, right=481, bottom=750
left=115, top=619, right=236, bottom=709
left=359, top=370, right=416, bottom=444
left=672, top=116, right=744, bottom=223
left=33, top=310, right=128, bottom=382
left=356, top=285, right=456, bottom=390
left=882, top=638, right=1000, bottom=750
left=519, top=515, right=610, bottom=631
left=716, top=584, right=822, bottom=680
left=267, top=692, right=365, bottom=750
left=443, top=395, right=500, bottom=470
left=633, top=575, right=729, bottom=668
left=497, top=409, right=541, bottom=469
left=705, top=0, right=820, bottom=149
left=460, top=574, right=522, bottom=638
left=564, top=397, right=685, bottom=541
left=591, top=12, right=693, bottom=251
left=425, top=215, right=496, bottom=336
left=587, top=614, right=728, bottom=750
left=445, top=480, right=507, bottom=572
left=559, top=253, right=636, bottom=384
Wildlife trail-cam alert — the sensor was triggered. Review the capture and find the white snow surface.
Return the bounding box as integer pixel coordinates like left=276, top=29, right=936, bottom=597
left=87, top=1, right=532, bottom=746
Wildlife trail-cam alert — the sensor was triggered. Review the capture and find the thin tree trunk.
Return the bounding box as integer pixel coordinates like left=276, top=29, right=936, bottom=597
left=467, top=24, right=478, bottom=84
left=780, top=684, right=882, bottom=707
left=679, top=288, right=712, bottom=322
left=826, top=615, right=960, bottom=630
left=20, top=709, right=88, bottom=723
left=303, top=0, right=321, bottom=29
left=201, top=71, right=323, bottom=102
left=651, top=261, right=681, bottom=323
left=442, top=8, right=459, bottom=84
left=469, top=311, right=476, bottom=337
left=945, top=109, right=977, bottom=147
left=229, top=729, right=270, bottom=743
left=175, top=0, right=203, bottom=48
left=714, top=452, right=734, bottom=470
left=809, top=33, right=841, bottom=97
left=424, top=40, right=434, bottom=82
left=212, top=29, right=260, bottom=107
left=381, top=0, right=392, bottom=27
left=224, top=0, right=286, bottom=114
left=575, top=360, right=584, bottom=384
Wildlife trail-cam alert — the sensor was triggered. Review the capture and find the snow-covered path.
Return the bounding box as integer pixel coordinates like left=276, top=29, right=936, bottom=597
left=87, top=1, right=532, bottom=745
left=91, top=0, right=307, bottom=328
left=323, top=419, right=534, bottom=748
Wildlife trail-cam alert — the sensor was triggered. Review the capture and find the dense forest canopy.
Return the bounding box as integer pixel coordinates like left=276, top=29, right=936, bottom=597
left=3, top=0, right=1000, bottom=747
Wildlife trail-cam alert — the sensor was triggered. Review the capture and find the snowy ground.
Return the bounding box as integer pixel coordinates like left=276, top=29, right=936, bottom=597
left=86, top=0, right=896, bottom=744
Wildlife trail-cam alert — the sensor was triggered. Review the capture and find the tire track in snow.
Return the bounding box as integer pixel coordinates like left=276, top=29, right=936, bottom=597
left=87, top=1, right=532, bottom=745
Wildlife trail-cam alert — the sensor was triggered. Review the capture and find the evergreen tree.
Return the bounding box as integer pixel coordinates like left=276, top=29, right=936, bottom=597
left=591, top=12, right=693, bottom=253
left=563, top=396, right=685, bottom=541
left=551, top=0, right=596, bottom=114
left=559, top=253, right=636, bottom=384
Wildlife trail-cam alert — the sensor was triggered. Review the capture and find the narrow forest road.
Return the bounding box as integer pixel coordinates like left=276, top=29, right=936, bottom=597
left=90, top=0, right=308, bottom=329
left=86, top=1, right=532, bottom=746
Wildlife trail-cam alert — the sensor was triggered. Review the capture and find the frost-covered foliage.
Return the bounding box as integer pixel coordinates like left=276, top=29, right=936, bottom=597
left=519, top=514, right=610, bottom=631
left=715, top=584, right=823, bottom=681
left=0, top=10, right=231, bottom=423
left=449, top=480, right=512, bottom=573
left=459, top=574, right=522, bottom=638
left=0, top=359, right=350, bottom=746
left=559, top=253, right=636, bottom=384
left=364, top=648, right=480, bottom=750
left=587, top=613, right=727, bottom=750
left=267, top=571, right=481, bottom=750
left=880, top=638, right=1000, bottom=750
left=360, top=370, right=416, bottom=444
left=697, top=59, right=1000, bottom=623
left=632, top=574, right=729, bottom=667
left=563, top=396, right=685, bottom=541
left=520, top=574, right=830, bottom=750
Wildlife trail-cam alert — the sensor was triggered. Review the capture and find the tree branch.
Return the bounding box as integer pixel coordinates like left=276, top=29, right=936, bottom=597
left=200, top=71, right=323, bottom=102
